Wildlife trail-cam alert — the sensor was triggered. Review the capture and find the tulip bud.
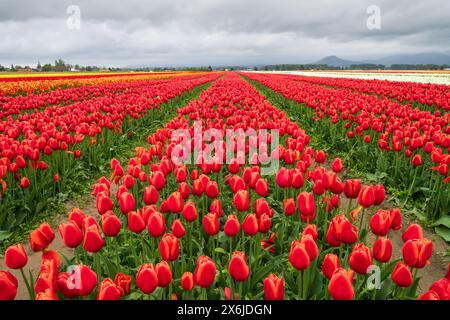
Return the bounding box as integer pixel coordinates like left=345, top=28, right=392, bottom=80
left=143, top=185, right=159, bottom=205
left=118, top=192, right=135, bottom=215
left=128, top=211, right=146, bottom=233
left=4, top=244, right=28, bottom=269
left=205, top=181, right=219, bottom=199
left=328, top=268, right=354, bottom=300
left=233, top=190, right=250, bottom=212
left=402, top=224, right=423, bottom=242
left=391, top=261, right=413, bottom=287
left=97, top=278, right=121, bottom=300
left=136, top=263, right=158, bottom=294
left=147, top=211, right=166, bottom=238
left=402, top=238, right=433, bottom=268
left=349, top=243, right=372, bottom=274
left=158, top=233, right=180, bottom=261
left=289, top=241, right=310, bottom=270
left=322, top=254, right=340, bottom=280
left=171, top=219, right=186, bottom=238
left=242, top=213, right=258, bottom=236
left=263, top=274, right=284, bottom=300
left=297, top=191, right=316, bottom=222
left=101, top=211, right=122, bottom=237
left=203, top=212, right=220, bottom=236
left=228, top=251, right=250, bottom=282
left=58, top=221, right=83, bottom=248
left=181, top=272, right=194, bottom=291
left=255, top=178, right=269, bottom=197
left=224, top=215, right=240, bottom=237
left=155, top=261, right=172, bottom=287
left=194, top=256, right=216, bottom=288
left=182, top=201, right=198, bottom=222
left=283, top=198, right=296, bottom=216
left=372, top=237, right=393, bottom=263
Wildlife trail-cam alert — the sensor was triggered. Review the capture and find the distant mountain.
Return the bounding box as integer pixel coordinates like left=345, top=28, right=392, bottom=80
left=315, top=55, right=358, bottom=67
left=315, top=53, right=450, bottom=67
left=369, top=53, right=450, bottom=66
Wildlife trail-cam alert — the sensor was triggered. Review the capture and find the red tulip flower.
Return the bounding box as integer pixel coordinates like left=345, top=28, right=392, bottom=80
left=391, top=261, right=413, bottom=288
left=181, top=272, right=194, bottom=291
left=328, top=268, right=354, bottom=300
left=224, top=215, right=240, bottom=237
left=194, top=256, right=216, bottom=288
left=58, top=221, right=83, bottom=248
left=263, top=274, right=284, bottom=300
left=228, top=251, right=250, bottom=282
left=233, top=189, right=250, bottom=212
left=136, top=263, right=158, bottom=294
left=158, top=233, right=180, bottom=261
left=4, top=244, right=28, bottom=269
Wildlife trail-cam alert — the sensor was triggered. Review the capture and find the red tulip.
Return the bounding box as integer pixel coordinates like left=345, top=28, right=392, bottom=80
left=402, top=238, right=433, bottom=268
left=136, top=264, right=158, bottom=294
left=418, top=290, right=440, bottom=300
left=83, top=224, right=104, bottom=253
left=167, top=191, right=183, bottom=213
left=344, top=179, right=361, bottom=199
left=58, top=221, right=83, bottom=248
left=181, top=272, right=194, bottom=291
left=402, top=224, right=423, bottom=242
left=118, top=192, right=135, bottom=214
left=291, top=169, right=304, bottom=189
left=263, top=274, right=284, bottom=300
left=391, top=262, right=413, bottom=287
left=358, top=185, right=375, bottom=208
left=205, top=181, right=219, bottom=199
left=147, top=211, right=166, bottom=237
left=322, top=254, right=340, bottom=280
left=156, top=261, right=172, bottom=287
left=326, top=214, right=358, bottom=247
left=203, top=212, right=220, bottom=236
left=315, top=150, right=326, bottom=163
left=224, top=215, right=240, bottom=237
left=255, top=178, right=269, bottom=197
left=171, top=219, right=186, bottom=238
left=289, top=241, right=310, bottom=270
left=149, top=170, right=166, bottom=191
left=97, top=278, right=121, bottom=300
left=128, top=211, right=146, bottom=233
left=258, top=213, right=272, bottom=234
left=101, top=211, right=121, bottom=237
left=331, top=158, right=343, bottom=173
left=29, top=223, right=55, bottom=252
left=242, top=213, right=258, bottom=236
left=349, top=243, right=372, bottom=274
left=283, top=198, right=296, bottom=216
left=68, top=208, right=85, bottom=229
left=233, top=190, right=250, bottom=212
left=194, top=256, right=216, bottom=288
left=4, top=244, right=28, bottom=269
left=143, top=185, right=159, bottom=205
left=300, top=234, right=318, bottom=261
left=158, top=233, right=180, bottom=261
left=182, top=201, right=198, bottom=223
left=303, top=224, right=318, bottom=241
left=297, top=191, right=316, bottom=222
left=114, top=273, right=132, bottom=297
left=275, top=167, right=291, bottom=188
left=373, top=237, right=393, bottom=263
left=192, top=179, right=205, bottom=196
left=429, top=278, right=449, bottom=300
left=228, top=251, right=250, bottom=282
left=20, top=177, right=30, bottom=189
left=0, top=271, right=18, bottom=300
left=373, top=184, right=385, bottom=205
left=254, top=198, right=273, bottom=218
left=412, top=154, right=422, bottom=167
left=328, top=268, right=354, bottom=300
left=210, top=199, right=223, bottom=217
left=370, top=209, right=393, bottom=237
left=96, top=193, right=113, bottom=215
left=178, top=182, right=190, bottom=199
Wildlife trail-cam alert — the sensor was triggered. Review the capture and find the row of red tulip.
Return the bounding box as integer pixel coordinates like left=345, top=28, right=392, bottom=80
left=280, top=73, right=449, bottom=110
left=0, top=74, right=208, bottom=119
left=1, top=72, right=447, bottom=300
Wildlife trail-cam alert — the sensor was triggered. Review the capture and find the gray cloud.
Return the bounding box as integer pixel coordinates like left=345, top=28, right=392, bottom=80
left=0, top=0, right=449, bottom=67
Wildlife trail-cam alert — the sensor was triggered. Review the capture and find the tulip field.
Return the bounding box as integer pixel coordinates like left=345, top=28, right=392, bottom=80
left=0, top=71, right=449, bottom=301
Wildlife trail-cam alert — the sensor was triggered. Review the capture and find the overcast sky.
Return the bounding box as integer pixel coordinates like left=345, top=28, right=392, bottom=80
left=0, top=0, right=449, bottom=67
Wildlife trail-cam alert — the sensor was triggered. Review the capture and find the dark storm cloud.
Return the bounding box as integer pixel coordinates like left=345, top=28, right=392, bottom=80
left=0, top=0, right=449, bottom=67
